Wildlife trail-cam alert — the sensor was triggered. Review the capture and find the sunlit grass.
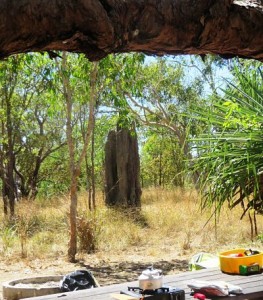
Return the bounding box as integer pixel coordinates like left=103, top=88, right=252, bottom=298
left=0, top=187, right=263, bottom=262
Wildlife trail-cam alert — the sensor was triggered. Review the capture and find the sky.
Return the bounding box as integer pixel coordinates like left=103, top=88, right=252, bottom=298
left=144, top=54, right=233, bottom=97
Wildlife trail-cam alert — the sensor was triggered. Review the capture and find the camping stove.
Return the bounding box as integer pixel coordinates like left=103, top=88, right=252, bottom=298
left=121, top=286, right=185, bottom=300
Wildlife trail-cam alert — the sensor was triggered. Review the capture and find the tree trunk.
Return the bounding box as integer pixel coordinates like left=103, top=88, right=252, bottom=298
left=61, top=51, right=79, bottom=262
left=0, top=114, right=8, bottom=216
left=2, top=183, right=8, bottom=216
left=29, top=111, right=45, bottom=200
left=0, top=1, right=262, bottom=62
left=91, top=122, right=96, bottom=209
left=60, top=53, right=98, bottom=262
left=105, top=128, right=141, bottom=207
left=84, top=154, right=92, bottom=210
left=68, top=171, right=78, bottom=262
left=29, top=150, right=42, bottom=200
left=158, top=152, right=162, bottom=187
left=6, top=94, right=16, bottom=217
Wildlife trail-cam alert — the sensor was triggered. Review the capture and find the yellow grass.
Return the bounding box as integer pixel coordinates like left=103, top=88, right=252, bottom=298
left=0, top=187, right=263, bottom=263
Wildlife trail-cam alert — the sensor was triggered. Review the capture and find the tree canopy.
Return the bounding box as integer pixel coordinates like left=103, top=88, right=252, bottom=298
left=0, top=0, right=262, bottom=61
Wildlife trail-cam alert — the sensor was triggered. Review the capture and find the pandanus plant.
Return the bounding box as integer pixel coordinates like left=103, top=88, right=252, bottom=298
left=192, top=61, right=263, bottom=238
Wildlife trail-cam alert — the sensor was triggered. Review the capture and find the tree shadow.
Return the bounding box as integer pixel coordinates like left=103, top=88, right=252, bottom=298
left=78, top=258, right=189, bottom=286
left=108, top=206, right=149, bottom=228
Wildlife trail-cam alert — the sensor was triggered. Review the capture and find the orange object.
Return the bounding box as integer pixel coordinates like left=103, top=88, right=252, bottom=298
left=219, top=248, right=263, bottom=274
left=237, top=253, right=244, bottom=257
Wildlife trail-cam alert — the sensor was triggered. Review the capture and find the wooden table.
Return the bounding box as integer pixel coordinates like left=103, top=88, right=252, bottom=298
left=22, top=268, right=263, bottom=300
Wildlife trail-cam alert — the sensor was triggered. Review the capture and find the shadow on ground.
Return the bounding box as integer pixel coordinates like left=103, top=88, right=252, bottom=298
left=78, top=259, right=189, bottom=286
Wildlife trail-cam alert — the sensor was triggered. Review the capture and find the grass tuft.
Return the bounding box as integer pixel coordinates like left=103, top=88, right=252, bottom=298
left=0, top=187, right=263, bottom=262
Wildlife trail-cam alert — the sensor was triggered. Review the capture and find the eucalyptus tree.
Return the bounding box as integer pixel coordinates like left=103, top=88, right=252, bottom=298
left=0, top=54, right=42, bottom=216
left=111, top=56, right=204, bottom=186
left=15, top=54, right=67, bottom=199
left=192, top=60, right=263, bottom=237
left=0, top=53, right=68, bottom=217
left=141, top=128, right=185, bottom=188
left=0, top=56, right=23, bottom=216
left=78, top=114, right=117, bottom=204
left=56, top=52, right=100, bottom=262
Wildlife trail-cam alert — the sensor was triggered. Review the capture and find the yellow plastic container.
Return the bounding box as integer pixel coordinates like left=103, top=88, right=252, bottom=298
left=219, top=248, right=263, bottom=274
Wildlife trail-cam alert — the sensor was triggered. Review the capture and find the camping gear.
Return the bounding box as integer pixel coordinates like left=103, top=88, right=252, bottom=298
left=120, top=267, right=185, bottom=300
left=60, top=270, right=99, bottom=292
left=138, top=267, right=163, bottom=290
left=219, top=248, right=263, bottom=274
left=120, top=286, right=185, bottom=300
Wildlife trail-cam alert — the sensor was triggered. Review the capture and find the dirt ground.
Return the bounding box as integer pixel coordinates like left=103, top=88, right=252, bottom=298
left=0, top=248, right=190, bottom=299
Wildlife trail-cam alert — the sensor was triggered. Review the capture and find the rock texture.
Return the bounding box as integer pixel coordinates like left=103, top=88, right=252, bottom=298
left=0, top=0, right=262, bottom=61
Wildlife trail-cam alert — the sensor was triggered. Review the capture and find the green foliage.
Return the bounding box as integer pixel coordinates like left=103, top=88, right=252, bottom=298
left=0, top=223, right=16, bottom=253
left=126, top=57, right=206, bottom=186
left=97, top=53, right=146, bottom=128
left=192, top=60, right=263, bottom=217
left=256, top=232, right=263, bottom=243
left=0, top=53, right=68, bottom=202
left=141, top=129, right=185, bottom=187
left=0, top=51, right=228, bottom=205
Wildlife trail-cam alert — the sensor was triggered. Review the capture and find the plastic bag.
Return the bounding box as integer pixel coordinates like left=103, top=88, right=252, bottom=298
left=60, top=270, right=98, bottom=292
left=189, top=252, right=219, bottom=271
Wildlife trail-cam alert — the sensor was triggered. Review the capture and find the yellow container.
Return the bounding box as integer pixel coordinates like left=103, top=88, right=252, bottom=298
left=219, top=248, right=263, bottom=274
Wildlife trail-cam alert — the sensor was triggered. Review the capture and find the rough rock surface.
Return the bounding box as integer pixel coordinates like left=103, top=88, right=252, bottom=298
left=0, top=0, right=262, bottom=61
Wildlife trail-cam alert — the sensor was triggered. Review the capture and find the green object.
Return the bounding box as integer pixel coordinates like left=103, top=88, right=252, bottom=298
left=189, top=252, right=219, bottom=271
left=239, top=265, right=248, bottom=275
left=239, top=264, right=260, bottom=275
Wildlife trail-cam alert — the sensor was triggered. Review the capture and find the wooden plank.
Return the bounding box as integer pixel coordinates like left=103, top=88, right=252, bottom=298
left=21, top=268, right=263, bottom=300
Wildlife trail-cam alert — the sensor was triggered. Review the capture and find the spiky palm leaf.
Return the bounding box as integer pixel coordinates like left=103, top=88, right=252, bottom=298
left=192, top=62, right=263, bottom=218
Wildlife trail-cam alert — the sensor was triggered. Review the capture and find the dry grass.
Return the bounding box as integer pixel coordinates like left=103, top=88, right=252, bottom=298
left=1, top=187, right=263, bottom=263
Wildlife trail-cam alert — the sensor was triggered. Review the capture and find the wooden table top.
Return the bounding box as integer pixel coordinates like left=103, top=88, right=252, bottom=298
left=22, top=267, right=263, bottom=300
